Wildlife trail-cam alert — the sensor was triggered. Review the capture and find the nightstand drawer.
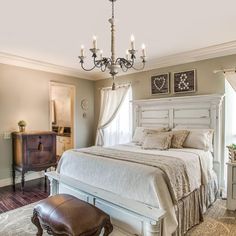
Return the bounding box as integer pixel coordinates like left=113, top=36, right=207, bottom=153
left=28, top=150, right=55, bottom=167
left=233, top=167, right=236, bottom=183
left=27, top=135, right=53, bottom=149
left=233, top=184, right=236, bottom=199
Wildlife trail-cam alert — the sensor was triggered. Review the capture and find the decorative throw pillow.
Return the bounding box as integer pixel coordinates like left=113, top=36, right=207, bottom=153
left=132, top=126, right=169, bottom=145
left=170, top=130, right=190, bottom=148
left=139, top=128, right=168, bottom=145
left=142, top=133, right=173, bottom=150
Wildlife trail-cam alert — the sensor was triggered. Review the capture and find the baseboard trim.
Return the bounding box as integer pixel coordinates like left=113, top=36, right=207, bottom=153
left=0, top=172, right=44, bottom=188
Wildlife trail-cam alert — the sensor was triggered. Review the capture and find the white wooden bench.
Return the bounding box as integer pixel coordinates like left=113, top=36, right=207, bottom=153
left=46, top=171, right=166, bottom=236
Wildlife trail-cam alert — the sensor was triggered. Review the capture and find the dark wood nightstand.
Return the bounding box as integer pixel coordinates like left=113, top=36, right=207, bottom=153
left=12, top=131, right=57, bottom=192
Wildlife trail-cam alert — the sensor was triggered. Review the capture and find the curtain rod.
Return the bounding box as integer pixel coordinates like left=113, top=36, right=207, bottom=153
left=213, top=67, right=236, bottom=74
left=98, top=82, right=132, bottom=90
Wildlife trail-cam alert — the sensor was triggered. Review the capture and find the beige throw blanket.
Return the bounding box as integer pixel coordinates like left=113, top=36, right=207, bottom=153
left=78, top=146, right=202, bottom=203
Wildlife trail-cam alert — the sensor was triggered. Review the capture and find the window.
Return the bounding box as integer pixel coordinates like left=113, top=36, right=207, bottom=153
left=225, top=79, right=236, bottom=186
left=103, top=87, right=132, bottom=147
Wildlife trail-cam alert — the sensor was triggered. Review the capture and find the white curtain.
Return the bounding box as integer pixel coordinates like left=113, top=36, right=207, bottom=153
left=95, top=84, right=131, bottom=146
left=103, top=87, right=132, bottom=146
left=225, top=71, right=236, bottom=91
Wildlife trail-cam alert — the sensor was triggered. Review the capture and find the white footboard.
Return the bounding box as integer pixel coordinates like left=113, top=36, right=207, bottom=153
left=46, top=171, right=166, bottom=236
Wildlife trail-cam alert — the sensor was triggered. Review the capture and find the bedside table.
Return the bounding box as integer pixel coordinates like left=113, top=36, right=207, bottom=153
left=226, top=162, right=236, bottom=210
left=12, top=131, right=57, bottom=193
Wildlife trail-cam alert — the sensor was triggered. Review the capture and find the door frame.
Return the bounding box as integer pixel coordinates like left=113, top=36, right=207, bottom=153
left=49, top=81, right=76, bottom=148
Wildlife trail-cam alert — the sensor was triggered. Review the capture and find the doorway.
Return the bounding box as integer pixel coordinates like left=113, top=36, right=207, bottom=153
left=49, top=82, right=75, bottom=158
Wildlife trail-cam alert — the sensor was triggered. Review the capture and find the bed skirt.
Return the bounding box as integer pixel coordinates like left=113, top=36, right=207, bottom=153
left=173, top=175, right=218, bottom=236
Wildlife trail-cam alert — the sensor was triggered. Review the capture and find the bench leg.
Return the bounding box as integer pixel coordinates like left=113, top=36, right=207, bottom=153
left=103, top=219, right=113, bottom=236
left=144, top=221, right=160, bottom=236
left=31, top=210, right=43, bottom=236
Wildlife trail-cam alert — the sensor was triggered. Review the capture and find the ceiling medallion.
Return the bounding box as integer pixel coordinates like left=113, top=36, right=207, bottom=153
left=78, top=0, right=147, bottom=90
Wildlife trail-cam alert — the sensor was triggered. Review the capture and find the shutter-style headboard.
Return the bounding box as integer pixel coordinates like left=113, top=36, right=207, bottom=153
left=132, top=94, right=225, bottom=186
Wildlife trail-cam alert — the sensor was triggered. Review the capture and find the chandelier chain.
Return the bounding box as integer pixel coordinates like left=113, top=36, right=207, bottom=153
left=112, top=0, right=114, bottom=19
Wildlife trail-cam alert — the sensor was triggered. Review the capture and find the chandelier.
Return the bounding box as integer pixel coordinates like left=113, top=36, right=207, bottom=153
left=78, top=0, right=147, bottom=90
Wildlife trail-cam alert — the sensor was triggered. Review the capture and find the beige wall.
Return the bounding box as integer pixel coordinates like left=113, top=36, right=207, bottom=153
left=0, top=64, right=94, bottom=180
left=94, top=54, right=236, bottom=133
left=1, top=54, right=236, bottom=182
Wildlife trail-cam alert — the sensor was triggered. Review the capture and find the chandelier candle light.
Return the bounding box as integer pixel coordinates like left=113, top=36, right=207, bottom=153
left=78, top=0, right=147, bottom=90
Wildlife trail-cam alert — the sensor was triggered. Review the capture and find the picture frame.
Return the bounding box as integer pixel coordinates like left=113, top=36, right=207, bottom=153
left=151, top=73, right=170, bottom=95
left=173, top=69, right=196, bottom=94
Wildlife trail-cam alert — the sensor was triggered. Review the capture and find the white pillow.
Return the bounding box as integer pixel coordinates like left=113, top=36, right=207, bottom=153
left=132, top=126, right=169, bottom=144
left=142, top=133, right=173, bottom=150
left=172, top=128, right=214, bottom=151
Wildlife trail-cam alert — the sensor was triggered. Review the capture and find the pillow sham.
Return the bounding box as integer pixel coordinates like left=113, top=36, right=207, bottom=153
left=142, top=133, right=173, bottom=150
left=170, top=130, right=190, bottom=148
left=172, top=128, right=214, bottom=151
left=132, top=126, right=169, bottom=145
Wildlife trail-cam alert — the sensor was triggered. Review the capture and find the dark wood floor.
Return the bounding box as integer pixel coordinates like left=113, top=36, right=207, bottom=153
left=0, top=178, right=49, bottom=213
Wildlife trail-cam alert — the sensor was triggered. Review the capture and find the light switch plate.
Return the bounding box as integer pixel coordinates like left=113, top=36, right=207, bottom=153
left=3, top=132, right=11, bottom=139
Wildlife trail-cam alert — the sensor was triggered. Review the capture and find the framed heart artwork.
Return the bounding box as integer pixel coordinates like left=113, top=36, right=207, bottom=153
left=151, top=73, right=170, bottom=95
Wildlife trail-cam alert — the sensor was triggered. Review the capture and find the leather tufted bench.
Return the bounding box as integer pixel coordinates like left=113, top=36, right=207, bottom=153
left=31, top=194, right=113, bottom=236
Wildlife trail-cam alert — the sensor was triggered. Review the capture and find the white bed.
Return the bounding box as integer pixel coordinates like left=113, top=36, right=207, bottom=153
left=47, top=94, right=224, bottom=236
left=56, top=143, right=216, bottom=235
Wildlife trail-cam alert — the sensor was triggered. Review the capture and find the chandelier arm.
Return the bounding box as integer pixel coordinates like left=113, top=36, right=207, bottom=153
left=119, top=61, right=124, bottom=71
left=101, top=61, right=108, bottom=72
left=94, top=58, right=108, bottom=70
left=121, top=64, right=129, bottom=72
left=94, top=56, right=103, bottom=68
left=94, top=58, right=110, bottom=72
left=105, top=60, right=112, bottom=70
left=116, top=58, right=133, bottom=69
left=130, top=57, right=136, bottom=67
left=80, top=63, right=97, bottom=72
left=103, top=58, right=112, bottom=70
left=131, top=61, right=146, bottom=71
left=94, top=60, right=102, bottom=68
left=104, top=57, right=112, bottom=64
left=126, top=60, right=134, bottom=68
left=122, top=57, right=134, bottom=68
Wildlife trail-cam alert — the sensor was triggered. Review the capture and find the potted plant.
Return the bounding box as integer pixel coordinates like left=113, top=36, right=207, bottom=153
left=227, top=144, right=236, bottom=162
left=18, top=120, right=27, bottom=132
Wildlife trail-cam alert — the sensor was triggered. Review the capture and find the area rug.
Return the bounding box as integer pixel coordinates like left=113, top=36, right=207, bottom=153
left=0, top=202, right=129, bottom=236
left=186, top=199, right=236, bottom=235
left=0, top=200, right=235, bottom=235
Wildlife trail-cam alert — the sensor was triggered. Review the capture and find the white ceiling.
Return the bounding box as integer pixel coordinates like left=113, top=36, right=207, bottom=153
left=0, top=0, right=236, bottom=80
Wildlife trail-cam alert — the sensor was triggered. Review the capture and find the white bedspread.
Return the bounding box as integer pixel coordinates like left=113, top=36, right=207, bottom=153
left=57, top=144, right=214, bottom=236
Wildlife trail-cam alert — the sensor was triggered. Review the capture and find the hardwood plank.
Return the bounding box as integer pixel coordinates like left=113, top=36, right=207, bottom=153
left=0, top=178, right=49, bottom=213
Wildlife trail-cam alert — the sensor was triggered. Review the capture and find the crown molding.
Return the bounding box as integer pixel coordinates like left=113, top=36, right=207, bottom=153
left=1, top=40, right=236, bottom=81
left=145, top=40, right=236, bottom=71
left=99, top=40, right=236, bottom=80
left=0, top=52, right=96, bottom=80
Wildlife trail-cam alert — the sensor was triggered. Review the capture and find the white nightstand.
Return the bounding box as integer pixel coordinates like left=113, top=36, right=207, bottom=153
left=226, top=162, right=236, bottom=210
